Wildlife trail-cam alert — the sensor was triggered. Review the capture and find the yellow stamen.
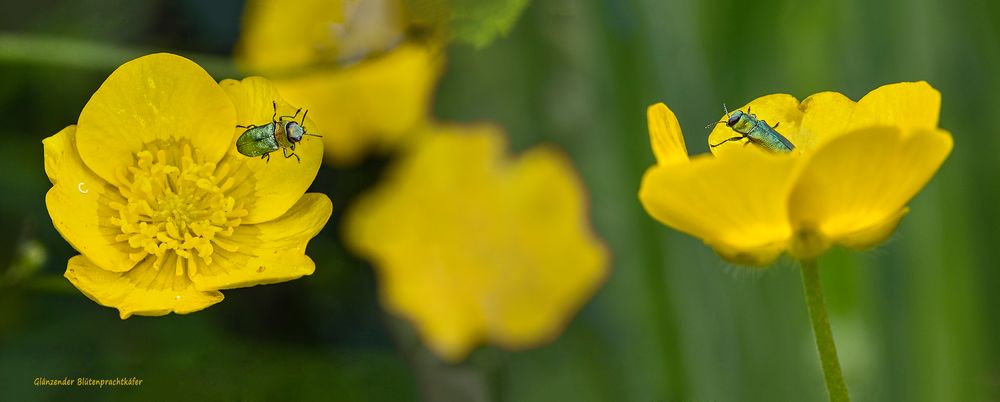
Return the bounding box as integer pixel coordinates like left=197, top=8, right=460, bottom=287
left=111, top=143, right=247, bottom=275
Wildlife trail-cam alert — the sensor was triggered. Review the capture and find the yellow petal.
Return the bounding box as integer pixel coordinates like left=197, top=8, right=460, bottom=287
left=346, top=126, right=608, bottom=361
left=274, top=43, right=442, bottom=165
left=708, top=94, right=803, bottom=158
left=324, top=0, right=406, bottom=62
left=489, top=145, right=609, bottom=350
left=345, top=127, right=501, bottom=360
left=835, top=207, right=909, bottom=250
left=188, top=193, right=332, bottom=291
left=237, top=0, right=406, bottom=71
left=638, top=151, right=800, bottom=266
left=795, top=91, right=856, bottom=152
left=44, top=126, right=135, bottom=272
left=65, top=255, right=223, bottom=319
left=847, top=81, right=941, bottom=131
left=219, top=77, right=324, bottom=224
left=76, top=53, right=236, bottom=187
left=788, top=127, right=952, bottom=256
left=647, top=103, right=689, bottom=165
left=237, top=0, right=348, bottom=71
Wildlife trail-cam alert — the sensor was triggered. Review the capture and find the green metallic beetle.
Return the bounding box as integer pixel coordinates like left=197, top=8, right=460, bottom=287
left=708, top=105, right=794, bottom=153
left=236, top=101, right=321, bottom=163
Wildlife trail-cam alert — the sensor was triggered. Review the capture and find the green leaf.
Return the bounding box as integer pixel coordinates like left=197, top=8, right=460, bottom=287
left=407, top=0, right=532, bottom=48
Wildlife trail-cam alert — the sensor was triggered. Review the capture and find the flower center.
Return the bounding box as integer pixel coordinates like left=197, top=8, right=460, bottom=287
left=790, top=223, right=830, bottom=260
left=110, top=144, right=248, bottom=276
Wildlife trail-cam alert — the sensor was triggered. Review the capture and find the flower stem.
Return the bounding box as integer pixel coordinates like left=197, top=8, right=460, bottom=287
left=800, top=259, right=850, bottom=402
left=0, top=33, right=240, bottom=78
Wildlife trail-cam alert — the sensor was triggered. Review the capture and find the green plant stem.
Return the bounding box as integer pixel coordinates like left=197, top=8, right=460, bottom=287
left=0, top=33, right=241, bottom=78
left=800, top=259, right=850, bottom=402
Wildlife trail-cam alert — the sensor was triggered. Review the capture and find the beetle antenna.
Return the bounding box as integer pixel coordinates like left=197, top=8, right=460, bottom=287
left=303, top=133, right=323, bottom=137
left=710, top=135, right=745, bottom=148
left=705, top=103, right=732, bottom=129
left=300, top=109, right=308, bottom=125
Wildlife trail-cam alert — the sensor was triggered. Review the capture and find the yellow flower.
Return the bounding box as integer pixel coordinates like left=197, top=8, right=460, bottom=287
left=345, top=125, right=609, bottom=361
left=237, top=0, right=442, bottom=165
left=639, top=82, right=952, bottom=265
left=43, top=53, right=333, bottom=318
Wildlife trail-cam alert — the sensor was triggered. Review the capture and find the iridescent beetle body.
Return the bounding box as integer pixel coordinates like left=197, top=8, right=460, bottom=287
left=236, top=101, right=320, bottom=163
left=709, top=106, right=795, bottom=153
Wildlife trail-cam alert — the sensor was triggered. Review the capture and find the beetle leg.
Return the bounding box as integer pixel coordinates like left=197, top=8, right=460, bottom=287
left=709, top=135, right=746, bottom=148
left=236, top=124, right=255, bottom=129
left=278, top=108, right=301, bottom=122
left=772, top=122, right=780, bottom=128
left=282, top=147, right=301, bottom=163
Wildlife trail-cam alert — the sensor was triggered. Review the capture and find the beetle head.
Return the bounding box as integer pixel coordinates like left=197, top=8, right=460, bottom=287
left=726, top=110, right=744, bottom=127
left=285, top=121, right=305, bottom=143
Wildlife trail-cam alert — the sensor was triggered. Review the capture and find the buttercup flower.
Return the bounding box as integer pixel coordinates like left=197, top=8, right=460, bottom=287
left=43, top=53, right=332, bottom=318
left=345, top=125, right=609, bottom=361
left=639, top=82, right=952, bottom=266
left=237, top=0, right=442, bottom=165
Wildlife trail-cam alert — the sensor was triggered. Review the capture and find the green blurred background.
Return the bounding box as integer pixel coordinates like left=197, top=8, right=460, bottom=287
left=1, top=0, right=998, bottom=401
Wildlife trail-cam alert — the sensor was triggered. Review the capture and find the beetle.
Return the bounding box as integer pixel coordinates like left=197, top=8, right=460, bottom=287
left=236, top=101, right=321, bottom=163
left=707, top=104, right=794, bottom=153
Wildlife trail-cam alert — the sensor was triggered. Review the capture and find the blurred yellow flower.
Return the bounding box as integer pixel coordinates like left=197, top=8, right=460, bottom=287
left=237, top=0, right=442, bottom=165
left=639, top=82, right=952, bottom=265
left=345, top=125, right=609, bottom=361
left=43, top=53, right=332, bottom=318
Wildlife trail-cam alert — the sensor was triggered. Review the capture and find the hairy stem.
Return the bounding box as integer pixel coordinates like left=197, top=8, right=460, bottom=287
left=800, top=259, right=850, bottom=402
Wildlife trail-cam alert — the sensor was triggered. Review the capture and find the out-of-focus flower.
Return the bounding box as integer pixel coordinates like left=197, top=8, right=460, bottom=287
left=345, top=124, right=609, bottom=361
left=43, top=53, right=332, bottom=318
left=639, top=82, right=952, bottom=265
left=237, top=0, right=442, bottom=165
